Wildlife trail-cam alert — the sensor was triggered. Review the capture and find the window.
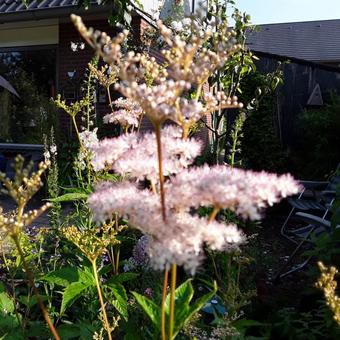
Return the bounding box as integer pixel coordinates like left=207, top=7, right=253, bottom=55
left=0, top=47, right=57, bottom=143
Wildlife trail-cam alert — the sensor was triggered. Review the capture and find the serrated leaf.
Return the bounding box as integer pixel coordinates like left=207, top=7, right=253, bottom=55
left=106, top=272, right=139, bottom=285
left=108, top=283, right=128, bottom=321
left=60, top=281, right=93, bottom=314
left=56, top=324, right=81, bottom=339
left=132, top=292, right=161, bottom=331
left=49, top=192, right=88, bottom=202
left=0, top=291, right=14, bottom=314
left=41, top=267, right=81, bottom=287
left=42, top=267, right=94, bottom=287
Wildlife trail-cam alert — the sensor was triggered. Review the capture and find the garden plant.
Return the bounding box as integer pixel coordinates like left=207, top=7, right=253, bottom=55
left=1, top=1, right=339, bottom=339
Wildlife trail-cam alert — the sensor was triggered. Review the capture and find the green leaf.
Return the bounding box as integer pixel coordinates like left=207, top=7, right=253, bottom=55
left=57, top=322, right=96, bottom=339
left=106, top=272, right=139, bottom=285
left=233, top=319, right=266, bottom=329
left=0, top=313, right=20, bottom=336
left=173, top=283, right=217, bottom=337
left=57, top=324, right=81, bottom=339
left=132, top=292, right=161, bottom=331
left=60, top=281, right=93, bottom=314
left=41, top=267, right=82, bottom=287
left=18, top=295, right=48, bottom=308
left=165, top=279, right=193, bottom=313
left=26, top=321, right=50, bottom=338
left=0, top=283, right=14, bottom=314
left=108, top=283, right=128, bottom=321
left=49, top=192, right=88, bottom=202
left=41, top=267, right=94, bottom=287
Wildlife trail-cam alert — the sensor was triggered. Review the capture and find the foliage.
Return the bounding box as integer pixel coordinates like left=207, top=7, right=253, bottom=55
left=133, top=279, right=217, bottom=338
left=2, top=2, right=332, bottom=340
left=271, top=304, right=340, bottom=339
left=242, top=67, right=288, bottom=172
left=293, top=94, right=340, bottom=178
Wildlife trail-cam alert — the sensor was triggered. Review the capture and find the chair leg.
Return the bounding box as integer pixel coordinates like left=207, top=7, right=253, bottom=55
left=281, top=189, right=310, bottom=243
left=279, top=257, right=312, bottom=279
left=274, top=226, right=316, bottom=283
left=280, top=207, right=298, bottom=243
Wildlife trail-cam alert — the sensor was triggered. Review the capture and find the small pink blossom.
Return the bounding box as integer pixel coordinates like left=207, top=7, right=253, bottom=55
left=103, top=98, right=143, bottom=128
left=90, top=126, right=201, bottom=181
left=88, top=182, right=245, bottom=274
left=167, top=165, right=301, bottom=220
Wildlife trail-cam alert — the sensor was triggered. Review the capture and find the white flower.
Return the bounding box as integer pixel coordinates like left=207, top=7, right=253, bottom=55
left=182, top=18, right=191, bottom=26
left=43, top=151, right=50, bottom=161
left=50, top=144, right=57, bottom=155
left=171, top=21, right=183, bottom=32
left=79, top=128, right=99, bottom=149
left=70, top=42, right=78, bottom=52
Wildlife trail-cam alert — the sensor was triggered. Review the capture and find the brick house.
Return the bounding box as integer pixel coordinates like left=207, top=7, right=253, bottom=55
left=0, top=0, right=156, bottom=143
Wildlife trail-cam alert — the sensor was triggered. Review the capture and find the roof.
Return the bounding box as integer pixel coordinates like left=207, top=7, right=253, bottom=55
left=0, top=0, right=79, bottom=13
left=246, top=19, right=340, bottom=63
left=0, top=0, right=105, bottom=23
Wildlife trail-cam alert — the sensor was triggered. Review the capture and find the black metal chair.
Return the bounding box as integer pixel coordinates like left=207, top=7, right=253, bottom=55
left=280, top=166, right=340, bottom=243
left=274, top=211, right=339, bottom=282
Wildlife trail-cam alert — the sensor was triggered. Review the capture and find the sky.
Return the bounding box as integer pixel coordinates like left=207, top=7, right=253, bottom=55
left=234, top=0, right=340, bottom=24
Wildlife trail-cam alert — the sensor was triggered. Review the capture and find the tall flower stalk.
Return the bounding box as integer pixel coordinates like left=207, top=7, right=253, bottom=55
left=62, top=223, right=121, bottom=339
left=0, top=157, right=60, bottom=340
left=72, top=8, right=301, bottom=339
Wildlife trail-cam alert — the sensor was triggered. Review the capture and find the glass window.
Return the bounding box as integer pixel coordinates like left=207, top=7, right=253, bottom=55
left=0, top=48, right=57, bottom=143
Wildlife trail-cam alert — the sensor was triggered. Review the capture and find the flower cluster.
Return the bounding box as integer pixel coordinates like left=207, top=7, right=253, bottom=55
left=79, top=128, right=99, bottom=149
left=167, top=165, right=301, bottom=220
left=90, top=125, right=201, bottom=182
left=88, top=182, right=245, bottom=274
left=73, top=10, right=301, bottom=275
left=124, top=235, right=151, bottom=272
left=0, top=157, right=51, bottom=237
left=62, top=223, right=120, bottom=262
left=88, top=159, right=300, bottom=273
left=71, top=13, right=243, bottom=135
left=89, top=63, right=118, bottom=89
left=103, top=98, right=143, bottom=128
left=316, top=261, right=340, bottom=325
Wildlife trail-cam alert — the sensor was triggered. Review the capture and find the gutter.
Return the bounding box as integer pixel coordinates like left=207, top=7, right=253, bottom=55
left=0, top=5, right=112, bottom=24
left=253, top=50, right=340, bottom=74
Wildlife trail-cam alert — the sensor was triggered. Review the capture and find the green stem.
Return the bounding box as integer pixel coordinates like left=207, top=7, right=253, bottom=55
left=210, top=251, right=222, bottom=285
left=114, top=247, right=120, bottom=275
left=12, top=236, right=60, bottom=340
left=107, top=86, right=113, bottom=112
left=169, top=264, right=177, bottom=340
left=71, top=116, right=82, bottom=147
left=86, top=66, right=94, bottom=130
left=110, top=246, right=116, bottom=273
left=3, top=250, right=23, bottom=330
left=194, top=84, right=203, bottom=102
left=92, top=260, right=112, bottom=340
left=161, top=269, right=169, bottom=340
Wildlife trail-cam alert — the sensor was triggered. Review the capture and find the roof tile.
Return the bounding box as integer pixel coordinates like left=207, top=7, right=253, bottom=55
left=247, top=19, right=340, bottom=62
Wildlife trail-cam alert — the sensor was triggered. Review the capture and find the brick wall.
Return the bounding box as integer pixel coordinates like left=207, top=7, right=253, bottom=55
left=57, top=15, right=145, bottom=138
left=57, top=15, right=210, bottom=150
